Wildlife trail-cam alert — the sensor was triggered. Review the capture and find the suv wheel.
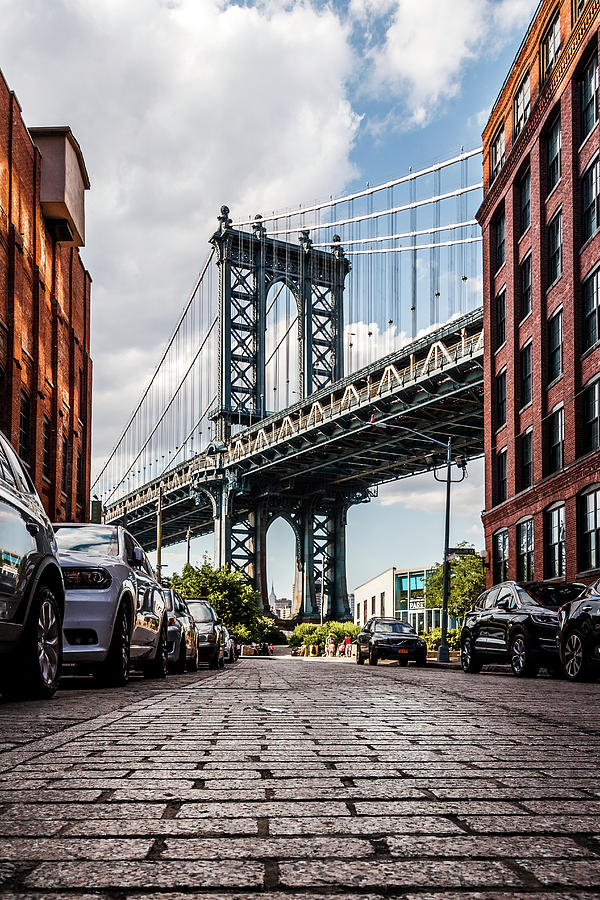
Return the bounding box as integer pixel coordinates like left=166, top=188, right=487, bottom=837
left=208, top=647, right=220, bottom=670
left=172, top=637, right=186, bottom=674
left=356, top=647, right=364, bottom=665
left=0, top=585, right=62, bottom=700
left=563, top=630, right=587, bottom=682
left=144, top=625, right=168, bottom=679
left=368, top=647, right=378, bottom=666
left=187, top=638, right=199, bottom=672
left=461, top=635, right=481, bottom=674
left=509, top=633, right=537, bottom=678
left=97, top=603, right=130, bottom=687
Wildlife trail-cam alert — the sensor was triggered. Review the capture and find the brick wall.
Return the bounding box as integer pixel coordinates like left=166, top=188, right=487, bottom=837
left=0, top=70, right=92, bottom=522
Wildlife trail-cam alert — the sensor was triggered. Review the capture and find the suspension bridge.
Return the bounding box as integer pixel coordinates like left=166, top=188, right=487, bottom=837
left=95, top=148, right=485, bottom=620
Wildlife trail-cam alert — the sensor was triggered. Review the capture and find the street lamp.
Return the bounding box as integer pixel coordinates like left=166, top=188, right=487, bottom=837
left=369, top=416, right=467, bottom=662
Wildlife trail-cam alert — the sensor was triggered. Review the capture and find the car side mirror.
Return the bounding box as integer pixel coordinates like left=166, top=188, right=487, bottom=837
left=497, top=597, right=509, bottom=610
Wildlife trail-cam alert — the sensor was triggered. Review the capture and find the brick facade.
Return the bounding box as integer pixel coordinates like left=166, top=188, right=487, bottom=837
left=478, top=0, right=600, bottom=585
left=0, top=69, right=92, bottom=522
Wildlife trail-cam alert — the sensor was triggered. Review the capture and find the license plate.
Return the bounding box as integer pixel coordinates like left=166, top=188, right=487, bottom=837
left=398, top=648, right=408, bottom=654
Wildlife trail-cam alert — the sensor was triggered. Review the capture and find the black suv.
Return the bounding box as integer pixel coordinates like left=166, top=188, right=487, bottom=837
left=0, top=432, right=64, bottom=699
left=557, top=581, right=600, bottom=681
left=357, top=618, right=427, bottom=666
left=461, top=581, right=584, bottom=677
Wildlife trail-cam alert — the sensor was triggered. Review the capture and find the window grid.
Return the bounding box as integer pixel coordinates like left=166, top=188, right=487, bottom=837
left=493, top=530, right=509, bottom=583
left=573, top=0, right=588, bottom=22
left=541, top=11, right=561, bottom=81
left=514, top=73, right=531, bottom=137
left=496, top=370, right=507, bottom=428
left=517, top=519, right=535, bottom=581
left=495, top=212, right=506, bottom=270
left=497, top=448, right=508, bottom=504
left=520, top=254, right=532, bottom=320
left=520, top=430, right=533, bottom=490
left=582, top=52, right=598, bottom=140
left=582, top=157, right=599, bottom=243
left=545, top=505, right=566, bottom=578
left=76, top=451, right=83, bottom=506
left=490, top=126, right=506, bottom=182
left=580, top=487, right=600, bottom=571
left=61, top=434, right=69, bottom=496
left=19, top=391, right=30, bottom=466
left=495, top=290, right=506, bottom=349
left=548, top=211, right=563, bottom=284
left=548, top=406, right=564, bottom=473
left=42, top=416, right=51, bottom=481
left=520, top=342, right=533, bottom=407
left=548, top=116, right=562, bottom=193
left=519, top=169, right=531, bottom=235
left=548, top=309, right=563, bottom=382
left=583, top=380, right=600, bottom=452
left=583, top=267, right=600, bottom=351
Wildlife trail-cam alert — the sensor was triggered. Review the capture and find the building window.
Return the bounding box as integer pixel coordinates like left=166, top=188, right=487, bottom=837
left=573, top=0, right=589, bottom=23
left=495, top=289, right=506, bottom=349
left=497, top=448, right=507, bottom=503
left=490, top=125, right=505, bottom=182
left=582, top=157, right=599, bottom=243
left=583, top=266, right=600, bottom=351
left=519, top=254, right=532, bottom=320
left=19, top=391, right=30, bottom=466
left=582, top=52, right=598, bottom=140
left=548, top=406, right=564, bottom=473
left=548, top=210, right=562, bottom=284
left=495, top=211, right=506, bottom=270
left=545, top=504, right=565, bottom=578
left=42, top=417, right=51, bottom=481
left=541, top=9, right=561, bottom=81
left=520, top=429, right=533, bottom=490
left=580, top=486, right=600, bottom=571
left=517, top=519, right=535, bottom=581
left=493, top=529, right=509, bottom=582
left=496, top=370, right=507, bottom=428
left=76, top=451, right=83, bottom=506
left=0, top=367, right=5, bottom=436
left=547, top=115, right=561, bottom=193
left=548, top=309, right=563, bottom=382
left=583, top=379, right=600, bottom=452
left=520, top=342, right=532, bottom=408
left=61, top=434, right=69, bottom=495
left=371, top=595, right=376, bottom=615
left=519, top=168, right=531, bottom=235
left=514, top=73, right=531, bottom=137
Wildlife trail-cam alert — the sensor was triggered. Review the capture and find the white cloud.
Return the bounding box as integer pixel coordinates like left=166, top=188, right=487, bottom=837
left=356, top=0, right=538, bottom=126
left=378, top=456, right=484, bottom=515
left=0, top=0, right=360, bottom=470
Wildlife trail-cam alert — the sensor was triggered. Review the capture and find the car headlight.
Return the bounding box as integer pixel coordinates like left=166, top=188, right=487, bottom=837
left=531, top=613, right=558, bottom=626
left=63, top=567, right=112, bottom=590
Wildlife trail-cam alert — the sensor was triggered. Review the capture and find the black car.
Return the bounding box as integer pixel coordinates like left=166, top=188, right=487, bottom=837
left=557, top=581, right=600, bottom=681
left=165, top=589, right=199, bottom=673
left=461, top=581, right=585, bottom=677
left=357, top=617, right=427, bottom=666
left=0, top=432, right=64, bottom=699
left=186, top=599, right=225, bottom=669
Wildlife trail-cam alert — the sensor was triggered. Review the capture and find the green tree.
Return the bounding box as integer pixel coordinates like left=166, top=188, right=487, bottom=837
left=288, top=620, right=360, bottom=652
left=424, top=543, right=486, bottom=620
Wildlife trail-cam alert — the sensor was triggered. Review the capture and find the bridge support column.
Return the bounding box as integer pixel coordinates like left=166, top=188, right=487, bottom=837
left=292, top=500, right=350, bottom=621
left=213, top=483, right=232, bottom=569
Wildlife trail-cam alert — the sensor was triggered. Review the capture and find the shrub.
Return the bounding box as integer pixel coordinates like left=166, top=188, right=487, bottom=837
left=421, top=626, right=462, bottom=652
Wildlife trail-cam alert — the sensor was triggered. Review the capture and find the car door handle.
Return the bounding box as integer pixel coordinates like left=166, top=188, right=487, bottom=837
left=581, top=605, right=592, bottom=612
left=26, top=522, right=40, bottom=536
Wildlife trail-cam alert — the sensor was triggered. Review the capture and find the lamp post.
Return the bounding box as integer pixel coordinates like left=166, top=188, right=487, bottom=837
left=369, top=418, right=466, bottom=662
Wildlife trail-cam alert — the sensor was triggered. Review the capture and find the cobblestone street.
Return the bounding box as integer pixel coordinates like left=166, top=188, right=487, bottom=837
left=0, top=658, right=599, bottom=898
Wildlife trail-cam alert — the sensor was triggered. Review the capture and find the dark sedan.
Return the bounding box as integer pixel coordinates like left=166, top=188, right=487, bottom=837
left=357, top=618, right=427, bottom=666
left=557, top=581, right=600, bottom=681
left=461, top=581, right=585, bottom=677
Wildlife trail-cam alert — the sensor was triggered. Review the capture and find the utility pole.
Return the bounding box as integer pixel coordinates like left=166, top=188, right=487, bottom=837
left=156, top=484, right=163, bottom=584
left=186, top=527, right=191, bottom=566
left=438, top=437, right=452, bottom=664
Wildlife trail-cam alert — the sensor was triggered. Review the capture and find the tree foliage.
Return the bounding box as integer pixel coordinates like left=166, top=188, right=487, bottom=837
left=421, top=626, right=462, bottom=652
left=288, top=620, right=360, bottom=651
left=424, top=542, right=486, bottom=620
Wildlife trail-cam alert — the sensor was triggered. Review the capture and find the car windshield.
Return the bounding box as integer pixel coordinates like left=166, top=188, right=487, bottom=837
left=187, top=601, right=213, bottom=623
left=517, top=583, right=583, bottom=608
left=373, top=621, right=416, bottom=634
left=54, top=526, right=119, bottom=557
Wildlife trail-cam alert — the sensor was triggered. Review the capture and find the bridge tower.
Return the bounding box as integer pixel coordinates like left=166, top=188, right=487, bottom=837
left=208, top=206, right=352, bottom=619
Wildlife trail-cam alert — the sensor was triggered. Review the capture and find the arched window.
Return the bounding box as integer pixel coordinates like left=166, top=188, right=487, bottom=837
left=579, top=485, right=600, bottom=572
left=493, top=529, right=509, bottom=583
left=516, top=518, right=534, bottom=581
left=545, top=503, right=566, bottom=578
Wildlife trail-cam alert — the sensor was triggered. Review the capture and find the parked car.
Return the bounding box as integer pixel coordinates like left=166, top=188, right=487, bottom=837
left=222, top=625, right=236, bottom=663
left=0, top=432, right=64, bottom=699
left=461, top=581, right=585, bottom=677
left=356, top=617, right=427, bottom=666
left=186, top=599, right=224, bottom=669
left=165, top=589, right=199, bottom=673
left=557, top=581, right=600, bottom=681
left=53, top=523, right=169, bottom=685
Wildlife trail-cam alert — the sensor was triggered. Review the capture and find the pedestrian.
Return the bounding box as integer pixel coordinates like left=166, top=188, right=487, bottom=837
left=269, top=643, right=274, bottom=656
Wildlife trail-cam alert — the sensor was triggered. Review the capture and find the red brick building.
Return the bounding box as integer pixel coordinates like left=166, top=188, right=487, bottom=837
left=0, top=70, right=92, bottom=522
left=478, top=0, right=600, bottom=586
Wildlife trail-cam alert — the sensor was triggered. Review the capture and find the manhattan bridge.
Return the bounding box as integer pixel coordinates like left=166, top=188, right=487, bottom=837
left=94, top=148, right=485, bottom=620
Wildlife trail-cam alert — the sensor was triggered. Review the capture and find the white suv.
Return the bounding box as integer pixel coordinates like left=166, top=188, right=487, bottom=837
left=54, top=523, right=168, bottom=686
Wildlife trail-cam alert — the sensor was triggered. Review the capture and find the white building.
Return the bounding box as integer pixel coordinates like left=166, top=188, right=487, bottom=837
left=353, top=565, right=459, bottom=634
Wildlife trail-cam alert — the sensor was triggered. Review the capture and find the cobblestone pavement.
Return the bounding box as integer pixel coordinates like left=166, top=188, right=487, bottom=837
left=0, top=658, right=599, bottom=899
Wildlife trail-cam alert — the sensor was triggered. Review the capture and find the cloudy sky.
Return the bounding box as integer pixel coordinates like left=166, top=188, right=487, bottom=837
left=0, top=0, right=538, bottom=598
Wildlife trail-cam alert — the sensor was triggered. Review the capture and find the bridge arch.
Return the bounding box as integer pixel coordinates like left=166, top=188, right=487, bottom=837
left=265, top=513, right=301, bottom=618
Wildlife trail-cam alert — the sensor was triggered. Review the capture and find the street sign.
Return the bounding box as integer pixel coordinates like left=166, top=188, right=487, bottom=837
left=447, top=547, right=476, bottom=556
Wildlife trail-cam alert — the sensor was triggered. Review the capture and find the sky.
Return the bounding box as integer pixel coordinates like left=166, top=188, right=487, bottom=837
left=0, top=0, right=539, bottom=600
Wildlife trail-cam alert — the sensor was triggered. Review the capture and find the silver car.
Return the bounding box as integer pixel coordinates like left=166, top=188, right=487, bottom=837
left=53, top=523, right=169, bottom=686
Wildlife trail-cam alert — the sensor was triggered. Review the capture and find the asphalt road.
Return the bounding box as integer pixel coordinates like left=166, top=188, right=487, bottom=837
left=0, top=657, right=599, bottom=898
